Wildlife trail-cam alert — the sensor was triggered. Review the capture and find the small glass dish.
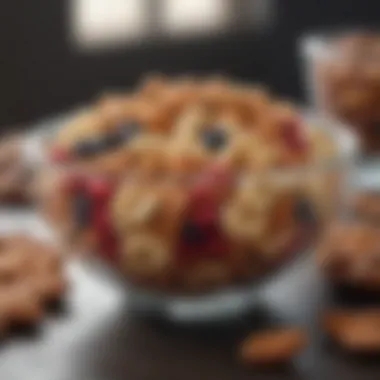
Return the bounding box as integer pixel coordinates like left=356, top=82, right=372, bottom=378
left=300, top=30, right=380, bottom=154
left=36, top=112, right=359, bottom=323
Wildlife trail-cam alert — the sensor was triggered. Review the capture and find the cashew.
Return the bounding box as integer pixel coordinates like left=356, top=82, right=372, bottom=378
left=222, top=202, right=268, bottom=242
left=172, top=106, right=208, bottom=144
left=112, top=184, right=161, bottom=231
left=121, top=234, right=171, bottom=277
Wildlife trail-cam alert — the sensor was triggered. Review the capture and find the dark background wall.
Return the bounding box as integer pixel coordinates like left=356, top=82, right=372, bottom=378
left=0, top=0, right=379, bottom=129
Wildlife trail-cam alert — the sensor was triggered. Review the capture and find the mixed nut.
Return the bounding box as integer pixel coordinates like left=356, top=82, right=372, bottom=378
left=41, top=76, right=339, bottom=293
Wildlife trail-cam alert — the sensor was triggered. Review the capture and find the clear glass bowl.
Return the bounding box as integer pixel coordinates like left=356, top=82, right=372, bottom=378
left=37, top=113, right=359, bottom=323
left=300, top=30, right=380, bottom=154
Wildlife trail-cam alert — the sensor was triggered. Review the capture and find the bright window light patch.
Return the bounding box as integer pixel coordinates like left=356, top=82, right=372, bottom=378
left=161, top=0, right=231, bottom=37
left=71, top=0, right=148, bottom=48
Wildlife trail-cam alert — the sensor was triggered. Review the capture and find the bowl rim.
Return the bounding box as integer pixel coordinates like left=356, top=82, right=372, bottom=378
left=302, top=111, right=360, bottom=163
left=42, top=109, right=361, bottom=186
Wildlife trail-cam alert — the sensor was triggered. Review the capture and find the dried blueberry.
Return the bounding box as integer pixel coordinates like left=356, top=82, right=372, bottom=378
left=181, top=220, right=207, bottom=246
left=295, top=198, right=316, bottom=225
left=201, top=128, right=228, bottom=151
left=102, top=132, right=124, bottom=149
left=119, top=122, right=141, bottom=143
left=74, top=138, right=104, bottom=158
left=73, top=192, right=92, bottom=229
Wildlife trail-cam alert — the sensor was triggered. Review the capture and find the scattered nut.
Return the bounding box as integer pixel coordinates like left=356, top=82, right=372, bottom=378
left=240, top=328, right=308, bottom=366
left=0, top=235, right=67, bottom=332
left=323, top=309, right=380, bottom=353
left=5, top=286, right=45, bottom=325
left=317, top=221, right=380, bottom=288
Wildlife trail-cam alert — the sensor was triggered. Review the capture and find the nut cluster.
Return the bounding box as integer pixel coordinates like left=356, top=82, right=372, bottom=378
left=0, top=235, right=67, bottom=334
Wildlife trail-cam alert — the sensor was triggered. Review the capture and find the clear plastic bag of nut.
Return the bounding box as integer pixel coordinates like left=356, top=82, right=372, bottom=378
left=300, top=30, right=380, bottom=155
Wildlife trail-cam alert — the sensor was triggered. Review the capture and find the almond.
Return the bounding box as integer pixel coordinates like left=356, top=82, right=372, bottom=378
left=323, top=309, right=380, bottom=353
left=240, top=328, right=308, bottom=366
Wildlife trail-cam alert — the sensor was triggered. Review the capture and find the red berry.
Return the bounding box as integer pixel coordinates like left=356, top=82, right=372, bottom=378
left=87, top=177, right=112, bottom=201
left=176, top=163, right=234, bottom=263
left=92, top=202, right=118, bottom=261
left=281, top=119, right=308, bottom=152
left=190, top=202, right=219, bottom=226
left=205, top=162, right=234, bottom=184
left=193, top=163, right=234, bottom=203
left=202, top=224, right=230, bottom=256
left=63, top=174, right=87, bottom=193
left=177, top=217, right=230, bottom=262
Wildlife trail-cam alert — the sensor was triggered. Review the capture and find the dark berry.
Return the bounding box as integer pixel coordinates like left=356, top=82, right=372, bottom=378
left=207, top=231, right=230, bottom=257
left=119, top=122, right=141, bottom=143
left=180, top=220, right=208, bottom=246
left=295, top=198, right=316, bottom=225
left=93, top=206, right=118, bottom=261
left=87, top=178, right=112, bottom=201
left=191, top=203, right=219, bottom=226
left=73, top=191, right=92, bottom=229
left=201, top=127, right=228, bottom=151
left=64, top=174, right=87, bottom=193
left=74, top=138, right=104, bottom=158
left=102, top=132, right=125, bottom=149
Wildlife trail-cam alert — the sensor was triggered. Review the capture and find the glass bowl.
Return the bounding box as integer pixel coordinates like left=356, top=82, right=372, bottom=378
left=35, top=112, right=359, bottom=323
left=300, top=30, right=380, bottom=154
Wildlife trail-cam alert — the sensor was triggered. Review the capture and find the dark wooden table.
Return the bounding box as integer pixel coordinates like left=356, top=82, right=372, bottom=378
left=0, top=209, right=380, bottom=380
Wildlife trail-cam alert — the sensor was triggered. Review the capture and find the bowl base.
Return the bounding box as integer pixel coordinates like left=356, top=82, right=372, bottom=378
left=127, top=286, right=262, bottom=324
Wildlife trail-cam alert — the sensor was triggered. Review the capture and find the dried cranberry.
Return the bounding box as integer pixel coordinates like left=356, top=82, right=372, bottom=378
left=200, top=162, right=234, bottom=186
left=188, top=181, right=217, bottom=225
left=63, top=174, right=87, bottom=193
left=87, top=177, right=113, bottom=201
left=180, top=220, right=208, bottom=246
left=89, top=181, right=118, bottom=262
left=177, top=163, right=233, bottom=262
left=93, top=207, right=118, bottom=261
left=281, top=119, right=307, bottom=152
left=178, top=219, right=229, bottom=261
left=196, top=163, right=234, bottom=202
left=73, top=191, right=92, bottom=229
left=190, top=197, right=219, bottom=225
left=205, top=229, right=231, bottom=258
